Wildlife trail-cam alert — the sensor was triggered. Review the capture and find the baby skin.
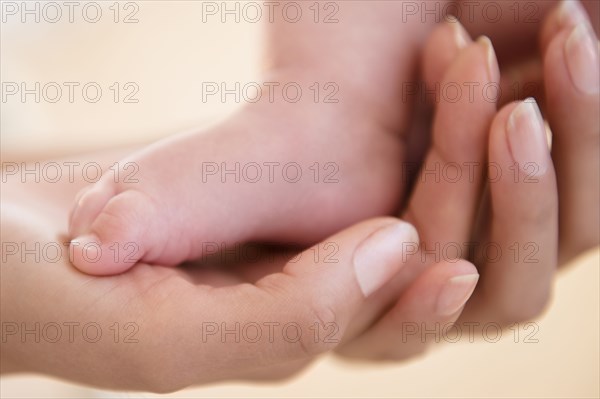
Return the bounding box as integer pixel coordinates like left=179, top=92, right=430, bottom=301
left=68, top=2, right=435, bottom=274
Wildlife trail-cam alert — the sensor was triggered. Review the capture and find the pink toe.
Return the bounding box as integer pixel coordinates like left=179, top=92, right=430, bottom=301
left=70, top=233, right=140, bottom=276
left=68, top=182, right=116, bottom=238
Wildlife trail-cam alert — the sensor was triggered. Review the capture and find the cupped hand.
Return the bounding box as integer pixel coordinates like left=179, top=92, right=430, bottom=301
left=2, top=151, right=479, bottom=392
left=335, top=2, right=598, bottom=360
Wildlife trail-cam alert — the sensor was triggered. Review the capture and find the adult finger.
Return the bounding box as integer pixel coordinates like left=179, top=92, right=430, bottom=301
left=137, top=217, right=419, bottom=392
left=337, top=259, right=478, bottom=360
left=461, top=99, right=558, bottom=324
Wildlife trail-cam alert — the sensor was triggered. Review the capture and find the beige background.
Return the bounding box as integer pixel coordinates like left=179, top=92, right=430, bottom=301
left=1, top=2, right=599, bottom=398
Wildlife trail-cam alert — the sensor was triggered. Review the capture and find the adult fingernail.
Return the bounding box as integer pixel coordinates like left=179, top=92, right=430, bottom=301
left=565, top=23, right=600, bottom=94
left=445, top=15, right=469, bottom=49
left=507, top=98, right=550, bottom=176
left=477, top=36, right=499, bottom=82
left=558, top=0, right=588, bottom=28
left=353, top=221, right=419, bottom=297
left=436, top=274, right=479, bottom=316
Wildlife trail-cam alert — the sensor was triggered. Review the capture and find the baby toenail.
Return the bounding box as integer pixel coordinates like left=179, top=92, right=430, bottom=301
left=71, top=235, right=102, bottom=264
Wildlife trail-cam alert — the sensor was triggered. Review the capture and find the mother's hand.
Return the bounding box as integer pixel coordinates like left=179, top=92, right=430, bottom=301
left=3, top=149, right=467, bottom=392
left=336, top=2, right=598, bottom=361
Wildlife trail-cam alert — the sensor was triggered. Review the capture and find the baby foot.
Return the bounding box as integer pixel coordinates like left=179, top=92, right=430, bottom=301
left=68, top=84, right=408, bottom=275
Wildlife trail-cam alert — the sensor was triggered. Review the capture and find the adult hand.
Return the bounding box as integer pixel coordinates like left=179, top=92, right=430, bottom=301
left=336, top=2, right=599, bottom=359
left=1, top=150, right=481, bottom=392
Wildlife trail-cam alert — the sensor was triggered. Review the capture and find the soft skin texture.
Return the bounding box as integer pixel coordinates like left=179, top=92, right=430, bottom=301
left=66, top=1, right=436, bottom=275
left=1, top=0, right=598, bottom=392
left=66, top=0, right=599, bottom=276
left=1, top=150, right=479, bottom=391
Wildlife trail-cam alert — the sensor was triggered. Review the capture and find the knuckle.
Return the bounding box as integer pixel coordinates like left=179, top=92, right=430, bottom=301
left=294, top=296, right=341, bottom=357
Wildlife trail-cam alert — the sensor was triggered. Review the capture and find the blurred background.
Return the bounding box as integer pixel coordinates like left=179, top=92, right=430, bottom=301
left=1, top=1, right=598, bottom=397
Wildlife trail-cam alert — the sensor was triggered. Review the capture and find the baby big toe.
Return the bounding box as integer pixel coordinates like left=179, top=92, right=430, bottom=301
left=69, top=189, right=157, bottom=275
